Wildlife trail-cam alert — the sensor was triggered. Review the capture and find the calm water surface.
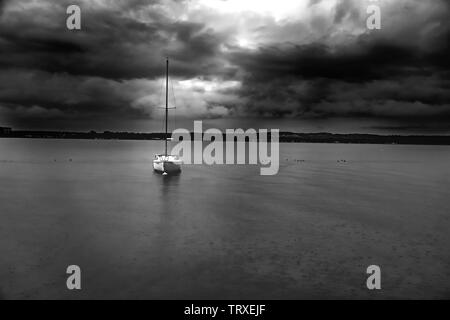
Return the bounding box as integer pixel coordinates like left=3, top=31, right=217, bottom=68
left=1, top=138, right=450, bottom=299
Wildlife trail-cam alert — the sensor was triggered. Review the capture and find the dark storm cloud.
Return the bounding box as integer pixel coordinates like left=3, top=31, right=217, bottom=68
left=0, top=0, right=228, bottom=80
left=224, top=0, right=450, bottom=120
left=0, top=0, right=450, bottom=130
left=229, top=41, right=421, bottom=82
left=0, top=0, right=234, bottom=128
left=0, top=0, right=5, bottom=15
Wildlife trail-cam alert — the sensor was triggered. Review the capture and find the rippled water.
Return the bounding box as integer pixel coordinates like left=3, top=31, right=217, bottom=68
left=1, top=138, right=450, bottom=299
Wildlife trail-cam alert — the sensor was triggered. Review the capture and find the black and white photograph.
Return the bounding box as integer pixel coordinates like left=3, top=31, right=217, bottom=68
left=0, top=0, right=450, bottom=304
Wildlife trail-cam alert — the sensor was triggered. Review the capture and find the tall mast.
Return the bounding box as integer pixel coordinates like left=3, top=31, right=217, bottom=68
left=165, top=58, right=169, bottom=156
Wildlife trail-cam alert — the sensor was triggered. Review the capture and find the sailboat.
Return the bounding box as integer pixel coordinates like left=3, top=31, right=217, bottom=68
left=153, top=58, right=182, bottom=175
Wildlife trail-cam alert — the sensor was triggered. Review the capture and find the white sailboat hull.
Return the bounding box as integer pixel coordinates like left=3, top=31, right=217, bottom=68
left=153, top=155, right=182, bottom=175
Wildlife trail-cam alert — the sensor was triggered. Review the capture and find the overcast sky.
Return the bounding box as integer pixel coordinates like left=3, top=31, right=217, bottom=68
left=0, top=0, right=449, bottom=133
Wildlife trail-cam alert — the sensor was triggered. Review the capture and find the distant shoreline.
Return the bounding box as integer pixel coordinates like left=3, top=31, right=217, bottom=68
left=1, top=130, right=450, bottom=145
